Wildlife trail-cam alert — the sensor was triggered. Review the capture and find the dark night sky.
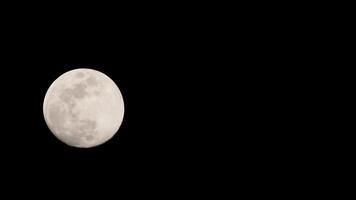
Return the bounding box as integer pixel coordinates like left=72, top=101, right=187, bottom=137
left=0, top=4, right=237, bottom=197
left=0, top=15, right=217, bottom=195
left=0, top=2, right=328, bottom=197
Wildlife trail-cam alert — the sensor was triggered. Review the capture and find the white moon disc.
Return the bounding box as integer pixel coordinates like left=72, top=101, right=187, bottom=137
left=43, top=68, right=125, bottom=148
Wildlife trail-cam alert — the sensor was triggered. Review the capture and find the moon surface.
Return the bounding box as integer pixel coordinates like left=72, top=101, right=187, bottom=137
left=43, top=68, right=125, bottom=148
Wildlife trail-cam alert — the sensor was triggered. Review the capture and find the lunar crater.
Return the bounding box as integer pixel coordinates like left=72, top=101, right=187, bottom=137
left=85, top=76, right=99, bottom=86
left=76, top=72, right=85, bottom=78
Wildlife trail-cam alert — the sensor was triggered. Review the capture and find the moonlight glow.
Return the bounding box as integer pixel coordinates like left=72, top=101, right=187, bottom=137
left=43, top=68, right=125, bottom=148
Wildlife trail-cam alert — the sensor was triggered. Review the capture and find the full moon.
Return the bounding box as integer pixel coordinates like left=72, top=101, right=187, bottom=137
left=43, top=68, right=125, bottom=148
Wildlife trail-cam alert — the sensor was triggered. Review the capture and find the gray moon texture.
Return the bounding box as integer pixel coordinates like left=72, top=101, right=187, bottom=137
left=43, top=68, right=125, bottom=148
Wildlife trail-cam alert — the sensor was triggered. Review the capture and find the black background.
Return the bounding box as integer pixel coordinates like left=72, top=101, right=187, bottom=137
left=0, top=4, right=316, bottom=196
left=1, top=3, right=340, bottom=197
left=0, top=5, right=227, bottom=196
left=0, top=2, right=323, bottom=197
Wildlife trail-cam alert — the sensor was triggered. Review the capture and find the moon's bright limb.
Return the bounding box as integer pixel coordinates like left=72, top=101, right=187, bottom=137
left=43, top=68, right=125, bottom=148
